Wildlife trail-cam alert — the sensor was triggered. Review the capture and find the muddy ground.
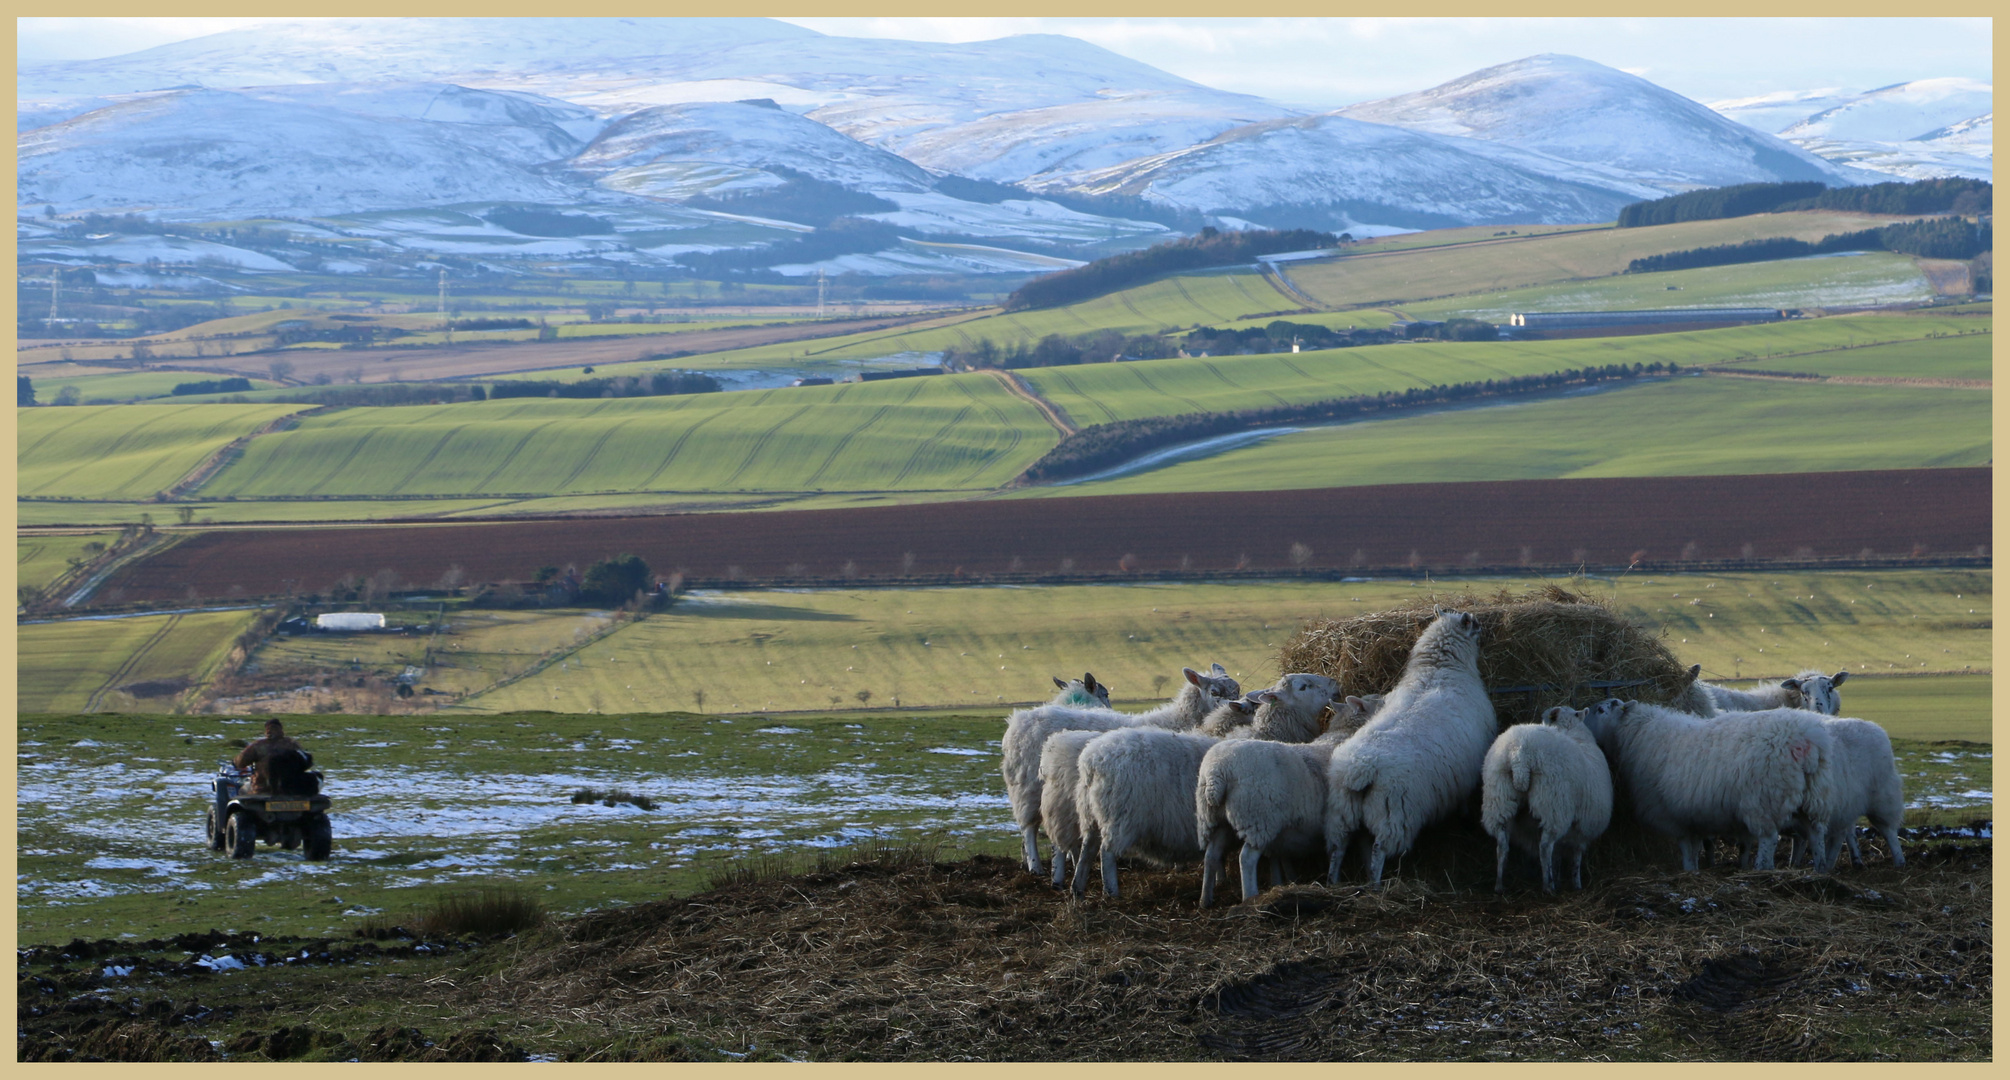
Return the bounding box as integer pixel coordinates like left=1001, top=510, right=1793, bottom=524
left=19, top=823, right=1990, bottom=1062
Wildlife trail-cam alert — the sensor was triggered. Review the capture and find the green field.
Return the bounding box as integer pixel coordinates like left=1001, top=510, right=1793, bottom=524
left=18, top=369, right=283, bottom=404
left=1018, top=313, right=1985, bottom=426
left=17, top=403, right=308, bottom=500
left=1037, top=375, right=1989, bottom=497
left=1401, top=252, right=1935, bottom=322
left=1830, top=673, right=1995, bottom=741
left=1284, top=210, right=1905, bottom=310
left=17, top=608, right=258, bottom=713
left=16, top=531, right=119, bottom=595
left=399, top=570, right=1994, bottom=715
left=198, top=372, right=1056, bottom=499
left=1716, top=332, right=1993, bottom=380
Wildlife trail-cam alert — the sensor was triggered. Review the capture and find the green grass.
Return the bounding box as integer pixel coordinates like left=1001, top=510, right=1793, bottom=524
left=1808, top=673, right=1992, bottom=742
left=1036, top=375, right=1989, bottom=497
left=1017, top=313, right=1985, bottom=426
left=16, top=608, right=258, bottom=713
left=1401, top=252, right=1935, bottom=322
left=401, top=570, right=1992, bottom=716
left=17, top=531, right=120, bottom=594
left=21, top=370, right=283, bottom=404
left=1284, top=210, right=1908, bottom=310
left=198, top=372, right=1056, bottom=499
left=17, top=403, right=309, bottom=500
left=1715, top=332, right=1993, bottom=380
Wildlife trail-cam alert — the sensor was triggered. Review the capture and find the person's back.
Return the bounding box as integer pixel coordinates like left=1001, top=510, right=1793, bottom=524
left=234, top=720, right=309, bottom=795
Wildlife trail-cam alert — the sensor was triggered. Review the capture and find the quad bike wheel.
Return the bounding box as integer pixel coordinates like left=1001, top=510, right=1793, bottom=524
left=303, top=815, right=333, bottom=862
left=205, top=806, right=226, bottom=851
left=226, top=811, right=258, bottom=859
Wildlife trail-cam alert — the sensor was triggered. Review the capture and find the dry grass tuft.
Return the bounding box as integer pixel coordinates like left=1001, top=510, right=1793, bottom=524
left=1278, top=580, right=1695, bottom=725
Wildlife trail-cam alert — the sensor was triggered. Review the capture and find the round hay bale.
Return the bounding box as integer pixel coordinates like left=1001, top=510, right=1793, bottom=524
left=1277, top=582, right=1694, bottom=726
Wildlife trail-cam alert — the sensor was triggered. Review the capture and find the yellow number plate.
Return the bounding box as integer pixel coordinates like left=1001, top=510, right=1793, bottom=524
left=265, top=800, right=309, bottom=812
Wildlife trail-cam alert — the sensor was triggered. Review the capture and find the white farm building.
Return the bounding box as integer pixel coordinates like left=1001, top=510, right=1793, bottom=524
left=316, top=612, right=387, bottom=631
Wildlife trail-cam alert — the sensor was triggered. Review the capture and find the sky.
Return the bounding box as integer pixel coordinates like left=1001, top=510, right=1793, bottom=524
left=15, top=16, right=1992, bottom=108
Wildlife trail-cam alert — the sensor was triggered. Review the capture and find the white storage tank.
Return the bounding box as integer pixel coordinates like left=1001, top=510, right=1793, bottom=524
left=316, top=612, right=386, bottom=631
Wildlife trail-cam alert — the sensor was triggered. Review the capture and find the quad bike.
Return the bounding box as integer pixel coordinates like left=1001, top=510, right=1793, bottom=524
left=206, top=760, right=333, bottom=861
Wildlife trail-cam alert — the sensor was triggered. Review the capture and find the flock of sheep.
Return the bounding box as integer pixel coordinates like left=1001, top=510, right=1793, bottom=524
left=1003, top=611, right=1906, bottom=905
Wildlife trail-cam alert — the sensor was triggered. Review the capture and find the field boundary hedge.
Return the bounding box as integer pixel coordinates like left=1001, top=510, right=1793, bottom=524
left=1015, top=362, right=1681, bottom=484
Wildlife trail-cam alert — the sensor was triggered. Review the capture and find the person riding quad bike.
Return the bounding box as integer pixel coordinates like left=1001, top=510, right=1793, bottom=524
left=208, top=719, right=333, bottom=859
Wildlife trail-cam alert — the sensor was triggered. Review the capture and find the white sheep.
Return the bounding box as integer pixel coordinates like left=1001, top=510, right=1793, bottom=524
left=1195, top=694, right=1382, bottom=907
left=1479, top=705, right=1613, bottom=893
left=1043, top=696, right=1263, bottom=889
left=1050, top=673, right=1114, bottom=710
left=1074, top=674, right=1342, bottom=898
left=1792, top=715, right=1904, bottom=870
left=1698, top=669, right=1847, bottom=715
left=1001, top=665, right=1239, bottom=874
left=1579, top=697, right=1838, bottom=871
left=1324, top=611, right=1496, bottom=887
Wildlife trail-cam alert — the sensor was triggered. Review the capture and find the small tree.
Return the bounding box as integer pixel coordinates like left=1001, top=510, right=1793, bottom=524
left=53, top=386, right=80, bottom=406
left=268, top=359, right=295, bottom=383
left=176, top=506, right=196, bottom=526
left=691, top=688, right=706, bottom=712
left=16, top=376, right=34, bottom=407
left=581, top=554, right=650, bottom=605
left=1152, top=673, right=1170, bottom=695
left=855, top=689, right=873, bottom=707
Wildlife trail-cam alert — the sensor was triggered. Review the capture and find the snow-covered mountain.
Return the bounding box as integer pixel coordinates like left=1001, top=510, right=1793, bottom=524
left=17, top=86, right=590, bottom=219
left=1338, top=54, right=1873, bottom=194
left=1712, top=78, right=1992, bottom=182
left=1055, top=113, right=1643, bottom=230
left=568, top=100, right=934, bottom=200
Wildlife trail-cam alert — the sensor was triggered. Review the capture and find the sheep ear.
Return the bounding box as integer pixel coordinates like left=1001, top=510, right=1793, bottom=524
left=1830, top=670, right=1848, bottom=687
left=1780, top=678, right=1801, bottom=693
left=1210, top=663, right=1228, bottom=676
left=1258, top=691, right=1282, bottom=704
left=1054, top=676, right=1069, bottom=690
left=1684, top=664, right=1701, bottom=684
left=1346, top=695, right=1367, bottom=709
left=1083, top=673, right=1098, bottom=691
left=1183, top=667, right=1202, bottom=686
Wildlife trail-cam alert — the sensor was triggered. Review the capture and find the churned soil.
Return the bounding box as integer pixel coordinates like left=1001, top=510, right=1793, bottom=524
left=95, top=467, right=1989, bottom=605
left=19, top=825, right=1990, bottom=1061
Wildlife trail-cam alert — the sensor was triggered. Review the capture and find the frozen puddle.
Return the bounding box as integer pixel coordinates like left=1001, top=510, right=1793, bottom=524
left=18, top=752, right=1012, bottom=898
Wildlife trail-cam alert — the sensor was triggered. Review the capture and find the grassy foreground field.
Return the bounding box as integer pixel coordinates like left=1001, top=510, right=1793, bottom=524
left=17, top=608, right=259, bottom=713
left=1041, top=376, right=1988, bottom=497
left=1716, top=332, right=1992, bottom=380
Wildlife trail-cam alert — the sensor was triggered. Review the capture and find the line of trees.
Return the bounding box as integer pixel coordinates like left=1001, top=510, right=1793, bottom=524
left=940, top=318, right=1410, bottom=372
left=1018, top=362, right=1680, bottom=483
left=1626, top=216, right=1991, bottom=274
left=1004, top=227, right=1337, bottom=312
left=1618, top=178, right=1992, bottom=228
left=488, top=371, right=721, bottom=400
left=171, top=377, right=253, bottom=396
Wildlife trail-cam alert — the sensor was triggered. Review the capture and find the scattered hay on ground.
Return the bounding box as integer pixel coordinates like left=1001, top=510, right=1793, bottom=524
left=470, top=830, right=1991, bottom=1061
left=1278, top=581, right=1696, bottom=725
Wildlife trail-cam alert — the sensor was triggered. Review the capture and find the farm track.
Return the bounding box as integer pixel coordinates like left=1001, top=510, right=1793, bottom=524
left=983, top=370, right=1077, bottom=436
left=81, top=613, right=182, bottom=712
left=89, top=468, right=1991, bottom=605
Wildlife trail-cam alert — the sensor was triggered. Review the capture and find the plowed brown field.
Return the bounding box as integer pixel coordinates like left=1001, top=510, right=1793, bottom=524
left=92, top=468, right=1990, bottom=605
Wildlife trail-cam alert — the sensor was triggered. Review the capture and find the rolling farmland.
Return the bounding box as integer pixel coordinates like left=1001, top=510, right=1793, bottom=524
left=199, top=372, right=1057, bottom=499
left=1042, top=376, right=1990, bottom=497
left=1399, top=251, right=1936, bottom=322
left=1019, top=313, right=1986, bottom=425
left=16, top=531, right=119, bottom=595
left=1282, top=210, right=1909, bottom=309
left=86, top=469, right=1992, bottom=605
left=16, top=403, right=308, bottom=500
left=446, top=569, right=1992, bottom=715
left=1715, top=332, right=1992, bottom=380
left=16, top=608, right=257, bottom=713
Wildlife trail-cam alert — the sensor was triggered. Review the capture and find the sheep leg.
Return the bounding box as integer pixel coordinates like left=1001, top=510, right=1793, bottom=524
left=1805, top=822, right=1830, bottom=873
left=1049, top=846, right=1070, bottom=889
left=1200, top=828, right=1230, bottom=908
left=1878, top=821, right=1905, bottom=868
left=1366, top=837, right=1387, bottom=887
left=1677, top=837, right=1702, bottom=873
left=1101, top=846, right=1121, bottom=899
left=1538, top=832, right=1560, bottom=894
left=1492, top=830, right=1510, bottom=893
left=1267, top=854, right=1287, bottom=890
left=1749, top=831, right=1779, bottom=871
left=1072, top=823, right=1098, bottom=899
left=1570, top=844, right=1586, bottom=891
left=1239, top=845, right=1263, bottom=902
left=1326, top=835, right=1351, bottom=885
left=1845, top=824, right=1866, bottom=869
left=1021, top=825, right=1044, bottom=876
